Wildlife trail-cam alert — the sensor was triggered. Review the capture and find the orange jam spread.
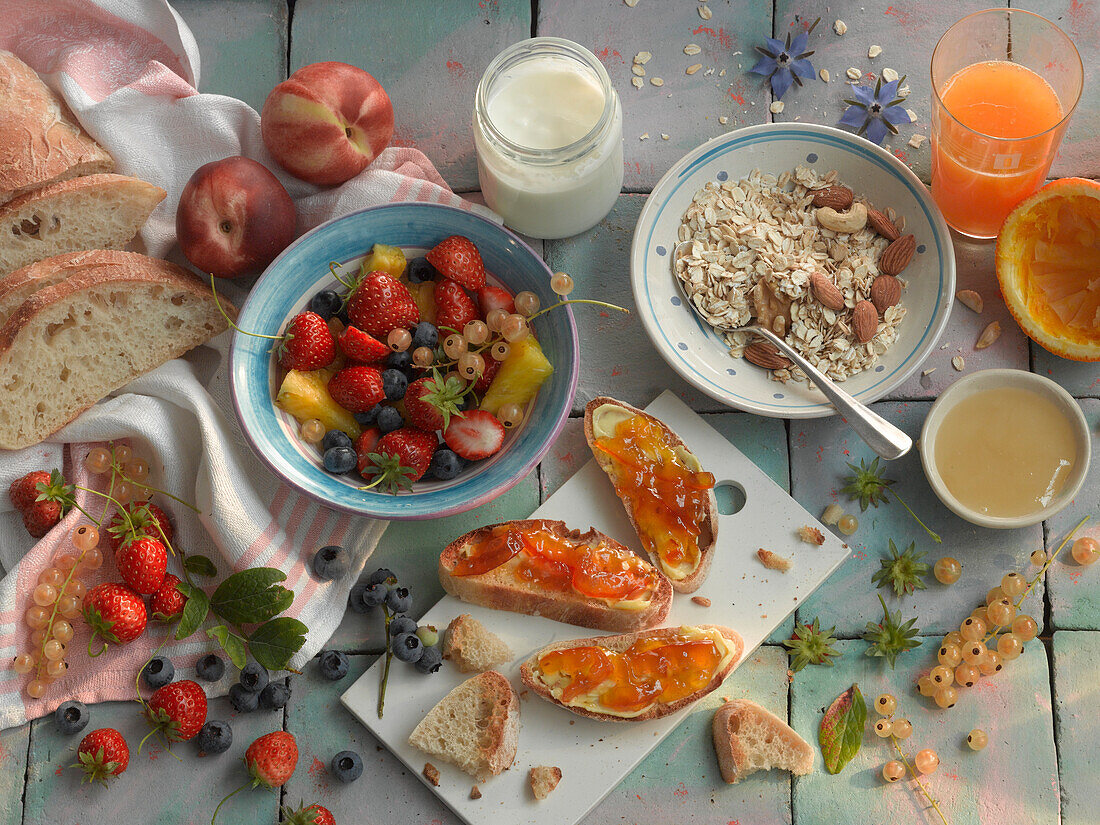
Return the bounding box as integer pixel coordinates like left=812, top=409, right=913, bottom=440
left=537, top=628, right=728, bottom=715
left=452, top=524, right=660, bottom=605
left=592, top=414, right=714, bottom=579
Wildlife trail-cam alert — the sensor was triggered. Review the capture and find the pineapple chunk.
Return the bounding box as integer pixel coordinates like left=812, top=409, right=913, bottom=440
left=359, top=243, right=406, bottom=279
left=409, top=280, right=437, bottom=324
left=479, top=336, right=554, bottom=416
left=276, top=369, right=361, bottom=439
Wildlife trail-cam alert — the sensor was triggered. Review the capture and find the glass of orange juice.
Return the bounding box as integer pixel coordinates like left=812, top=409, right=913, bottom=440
left=930, top=9, right=1082, bottom=239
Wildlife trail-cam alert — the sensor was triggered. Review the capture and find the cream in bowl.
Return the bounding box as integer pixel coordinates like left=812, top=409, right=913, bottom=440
left=920, top=370, right=1091, bottom=528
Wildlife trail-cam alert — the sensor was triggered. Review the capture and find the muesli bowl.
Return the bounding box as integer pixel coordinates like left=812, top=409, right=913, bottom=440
left=630, top=123, right=954, bottom=419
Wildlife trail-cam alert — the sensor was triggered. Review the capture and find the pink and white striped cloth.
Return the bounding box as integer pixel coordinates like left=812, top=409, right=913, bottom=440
left=0, top=0, right=495, bottom=729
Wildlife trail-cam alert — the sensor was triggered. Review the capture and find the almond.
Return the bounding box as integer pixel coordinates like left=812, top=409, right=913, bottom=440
left=956, top=289, right=983, bottom=313
left=879, top=234, right=916, bottom=275
left=852, top=300, right=878, bottom=343
left=744, top=341, right=793, bottom=370
left=866, top=207, right=900, bottom=241
left=810, top=272, right=845, bottom=310
left=869, top=274, right=902, bottom=313
left=975, top=321, right=1001, bottom=349
left=812, top=185, right=854, bottom=210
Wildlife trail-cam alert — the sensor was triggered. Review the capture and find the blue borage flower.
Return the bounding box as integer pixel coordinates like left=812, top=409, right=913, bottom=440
left=749, top=19, right=819, bottom=100
left=839, top=76, right=913, bottom=145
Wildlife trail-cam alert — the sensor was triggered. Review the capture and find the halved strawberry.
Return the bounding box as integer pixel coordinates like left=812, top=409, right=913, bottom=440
left=476, top=284, right=515, bottom=317
left=278, top=312, right=336, bottom=371
left=361, top=427, right=437, bottom=493
left=327, top=366, right=385, bottom=413
left=338, top=325, right=389, bottom=362
left=346, top=271, right=419, bottom=338
left=354, top=427, right=382, bottom=477
left=425, top=235, right=486, bottom=290
left=434, top=278, right=478, bottom=333
left=405, top=373, right=467, bottom=432
left=443, top=410, right=505, bottom=461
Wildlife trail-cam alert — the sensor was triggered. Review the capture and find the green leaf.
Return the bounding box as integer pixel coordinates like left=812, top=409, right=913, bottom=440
left=184, top=554, right=218, bottom=577
left=210, top=568, right=294, bottom=626
left=207, top=625, right=248, bottom=669
left=819, top=684, right=866, bottom=774
left=248, top=617, right=308, bottom=672
left=174, top=583, right=209, bottom=641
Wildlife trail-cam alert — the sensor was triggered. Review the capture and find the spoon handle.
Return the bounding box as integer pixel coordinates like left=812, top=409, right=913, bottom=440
left=749, top=326, right=912, bottom=460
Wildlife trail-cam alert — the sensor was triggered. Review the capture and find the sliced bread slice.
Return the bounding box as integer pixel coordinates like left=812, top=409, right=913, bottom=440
left=712, top=699, right=814, bottom=784
left=0, top=255, right=232, bottom=450
left=0, top=175, right=165, bottom=275
left=443, top=614, right=513, bottom=673
left=0, top=51, right=114, bottom=204
left=529, top=765, right=562, bottom=800
left=407, top=670, right=520, bottom=782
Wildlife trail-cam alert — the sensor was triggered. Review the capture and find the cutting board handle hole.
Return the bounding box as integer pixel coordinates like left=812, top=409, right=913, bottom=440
left=713, top=481, right=746, bottom=515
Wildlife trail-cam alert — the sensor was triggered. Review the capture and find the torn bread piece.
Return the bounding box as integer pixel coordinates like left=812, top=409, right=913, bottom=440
left=443, top=614, right=513, bottom=673
left=713, top=699, right=814, bottom=784
left=529, top=765, right=562, bottom=800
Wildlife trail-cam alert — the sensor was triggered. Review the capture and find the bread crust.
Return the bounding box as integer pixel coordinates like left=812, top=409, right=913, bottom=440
left=712, top=699, right=814, bottom=784
left=440, top=519, right=673, bottom=632
left=0, top=172, right=164, bottom=217
left=519, top=624, right=743, bottom=722
left=583, top=396, right=718, bottom=593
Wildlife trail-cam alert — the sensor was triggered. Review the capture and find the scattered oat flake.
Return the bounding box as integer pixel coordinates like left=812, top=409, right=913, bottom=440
left=631, top=64, right=646, bottom=77
left=898, top=84, right=910, bottom=98
left=882, top=67, right=899, bottom=83
left=952, top=355, right=965, bottom=371
left=833, top=19, right=848, bottom=35
left=757, top=548, right=792, bottom=572
left=631, top=76, right=644, bottom=89
left=661, top=133, right=670, bottom=140
left=819, top=68, right=830, bottom=83
left=424, top=763, right=441, bottom=786
left=975, top=321, right=1002, bottom=349
left=698, top=4, right=712, bottom=19
left=719, top=68, right=726, bottom=76
left=639, top=132, right=650, bottom=140
left=686, top=63, right=702, bottom=75
left=798, top=525, right=826, bottom=546
left=956, top=289, right=983, bottom=313
left=908, top=134, right=926, bottom=149
left=692, top=596, right=712, bottom=607
left=770, top=100, right=784, bottom=113
left=905, top=108, right=919, bottom=124
left=846, top=67, right=861, bottom=80
left=868, top=45, right=882, bottom=59
left=685, top=43, right=701, bottom=55
left=624, top=0, right=639, bottom=6
left=718, top=115, right=728, bottom=124
left=634, top=51, right=652, bottom=65
left=650, top=77, right=664, bottom=86
left=922, top=368, right=936, bottom=377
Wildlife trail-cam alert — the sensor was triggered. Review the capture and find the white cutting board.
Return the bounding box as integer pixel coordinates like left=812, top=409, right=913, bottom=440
left=341, top=391, right=850, bottom=824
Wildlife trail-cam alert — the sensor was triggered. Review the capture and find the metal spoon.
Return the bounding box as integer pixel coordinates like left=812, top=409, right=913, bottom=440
left=671, top=241, right=912, bottom=460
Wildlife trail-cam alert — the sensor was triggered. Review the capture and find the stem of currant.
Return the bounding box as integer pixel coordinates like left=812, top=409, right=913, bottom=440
left=889, top=735, right=949, bottom=825
left=526, top=298, right=629, bottom=324
left=209, top=275, right=282, bottom=342
left=890, top=489, right=942, bottom=544
left=377, top=605, right=393, bottom=718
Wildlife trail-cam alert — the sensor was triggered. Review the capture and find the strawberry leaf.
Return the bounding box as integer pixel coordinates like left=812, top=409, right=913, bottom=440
left=248, top=617, right=308, bottom=671
left=174, top=583, right=209, bottom=641
left=184, top=554, right=218, bottom=577
left=207, top=625, right=248, bottom=669
left=210, top=569, right=294, bottom=626
left=819, top=683, right=866, bottom=774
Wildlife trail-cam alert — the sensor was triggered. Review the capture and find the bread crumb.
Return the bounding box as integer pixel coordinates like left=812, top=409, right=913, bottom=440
left=692, top=596, right=712, bottom=607
left=898, top=84, right=910, bottom=98
left=769, top=100, right=784, bottom=114
left=718, top=115, right=728, bottom=124
left=639, top=133, right=650, bottom=140
left=868, top=45, right=882, bottom=59
left=798, top=526, right=825, bottom=546
left=922, top=368, right=936, bottom=377
left=661, top=133, right=669, bottom=140
left=470, top=785, right=482, bottom=799
left=833, top=19, right=847, bottom=35
left=908, top=134, right=926, bottom=149
left=757, top=548, right=792, bottom=572
left=424, top=762, right=440, bottom=786
left=821, top=504, right=843, bottom=526
left=905, top=108, right=919, bottom=124
left=530, top=765, right=563, bottom=800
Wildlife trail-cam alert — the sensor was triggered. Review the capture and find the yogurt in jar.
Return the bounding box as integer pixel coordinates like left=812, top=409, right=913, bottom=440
left=474, top=38, right=623, bottom=239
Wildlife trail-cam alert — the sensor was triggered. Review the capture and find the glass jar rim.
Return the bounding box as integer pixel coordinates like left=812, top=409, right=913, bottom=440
left=475, top=36, right=617, bottom=165
left=930, top=8, right=1083, bottom=144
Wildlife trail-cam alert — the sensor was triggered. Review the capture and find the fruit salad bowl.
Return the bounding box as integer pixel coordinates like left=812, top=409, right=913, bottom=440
left=229, top=202, right=579, bottom=519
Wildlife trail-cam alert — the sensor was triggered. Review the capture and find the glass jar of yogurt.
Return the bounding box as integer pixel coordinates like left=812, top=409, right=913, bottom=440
left=473, top=37, right=623, bottom=239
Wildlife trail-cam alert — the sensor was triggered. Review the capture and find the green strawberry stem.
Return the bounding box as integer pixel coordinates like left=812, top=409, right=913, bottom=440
left=327, top=261, right=356, bottom=290
left=211, top=783, right=247, bottom=825
left=889, top=734, right=948, bottom=825
left=209, top=275, right=283, bottom=343
left=134, top=638, right=183, bottom=760
left=891, top=489, right=941, bottom=544
left=526, top=298, right=629, bottom=323
left=377, top=605, right=394, bottom=718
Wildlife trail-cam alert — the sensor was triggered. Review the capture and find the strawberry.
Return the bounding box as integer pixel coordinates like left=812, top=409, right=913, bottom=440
left=144, top=679, right=207, bottom=745
left=443, top=410, right=505, bottom=461
left=361, top=427, right=437, bottom=492
left=213, top=731, right=299, bottom=823
left=434, top=278, right=478, bottom=333
left=404, top=373, right=467, bottom=432
left=72, top=728, right=129, bottom=786
left=107, top=501, right=173, bottom=551
left=476, top=284, right=515, bottom=317
left=83, top=583, right=147, bottom=652
left=338, top=325, right=389, bottom=362
left=8, top=470, right=50, bottom=511
left=23, top=500, right=63, bottom=538
left=354, top=427, right=381, bottom=477
left=346, top=271, right=419, bottom=338
left=327, top=365, right=385, bottom=413
left=151, top=574, right=187, bottom=621
left=277, top=312, right=336, bottom=371
left=10, top=469, right=70, bottom=538
left=473, top=355, right=500, bottom=395
left=425, top=235, right=486, bottom=290
left=282, top=803, right=335, bottom=825
left=117, top=536, right=168, bottom=594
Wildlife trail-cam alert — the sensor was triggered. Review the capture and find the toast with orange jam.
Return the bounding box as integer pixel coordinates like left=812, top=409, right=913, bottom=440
left=520, top=624, right=743, bottom=722
left=583, top=397, right=718, bottom=593
left=439, top=519, right=672, bottom=632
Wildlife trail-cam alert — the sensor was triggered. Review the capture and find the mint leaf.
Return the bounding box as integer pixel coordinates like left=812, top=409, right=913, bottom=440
left=210, top=569, right=293, bottom=626
left=248, top=617, right=308, bottom=671
left=174, top=583, right=209, bottom=641
left=819, top=683, right=866, bottom=774
left=207, top=625, right=248, bottom=669
left=184, top=554, right=218, bottom=578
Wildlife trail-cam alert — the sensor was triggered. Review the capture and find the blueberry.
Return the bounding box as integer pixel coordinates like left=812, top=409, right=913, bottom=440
left=348, top=581, right=374, bottom=613
left=405, top=257, right=440, bottom=284
left=196, top=653, right=225, bottom=682
left=385, top=350, right=413, bottom=373
left=228, top=683, right=259, bottom=712
left=312, top=544, right=349, bottom=581
left=319, top=650, right=350, bottom=681
left=239, top=662, right=269, bottom=693
left=354, top=404, right=383, bottom=426
left=385, top=586, right=412, bottom=613
left=415, top=645, right=443, bottom=674
left=322, top=430, right=354, bottom=452
left=411, top=321, right=439, bottom=350
left=323, top=446, right=357, bottom=474
left=377, top=406, right=404, bottom=434
left=258, top=682, right=291, bottom=710
left=391, top=632, right=424, bottom=664
left=389, top=615, right=417, bottom=637
left=360, top=582, right=388, bottom=607
left=381, top=368, right=408, bottom=401
left=428, top=449, right=463, bottom=480
left=368, top=568, right=397, bottom=586
left=336, top=307, right=351, bottom=326
left=331, top=750, right=364, bottom=783
left=55, top=700, right=89, bottom=735
left=197, top=719, right=233, bottom=755
left=141, top=656, right=175, bottom=689
left=310, top=289, right=342, bottom=319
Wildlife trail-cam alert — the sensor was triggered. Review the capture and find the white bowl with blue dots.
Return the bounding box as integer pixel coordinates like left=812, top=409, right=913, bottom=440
left=630, top=123, right=954, bottom=418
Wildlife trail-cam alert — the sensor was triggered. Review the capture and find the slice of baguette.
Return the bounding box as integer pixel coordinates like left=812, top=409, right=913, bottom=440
left=712, top=699, right=814, bottom=784
left=439, top=519, right=673, bottom=633
left=0, top=51, right=114, bottom=204
left=408, top=670, right=520, bottom=782
left=443, top=614, right=513, bottom=673
left=0, top=174, right=166, bottom=275
left=583, top=397, right=718, bottom=593
left=0, top=255, right=233, bottom=449
left=520, top=625, right=743, bottom=722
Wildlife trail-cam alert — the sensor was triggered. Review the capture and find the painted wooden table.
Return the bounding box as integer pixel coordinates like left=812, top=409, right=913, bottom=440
left=4, top=2, right=1098, bottom=824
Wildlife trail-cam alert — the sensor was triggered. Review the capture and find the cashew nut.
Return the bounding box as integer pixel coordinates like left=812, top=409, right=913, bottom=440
left=815, top=202, right=867, bottom=234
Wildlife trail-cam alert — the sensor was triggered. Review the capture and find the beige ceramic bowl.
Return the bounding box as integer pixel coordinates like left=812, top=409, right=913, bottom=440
left=920, top=369, right=1091, bottom=529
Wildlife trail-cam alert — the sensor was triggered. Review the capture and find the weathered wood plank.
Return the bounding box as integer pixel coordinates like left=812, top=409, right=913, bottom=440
left=1051, top=630, right=1100, bottom=825
left=0, top=723, right=28, bottom=825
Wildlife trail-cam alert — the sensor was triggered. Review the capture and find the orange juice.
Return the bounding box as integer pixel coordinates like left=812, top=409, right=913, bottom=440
left=931, top=61, right=1064, bottom=238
